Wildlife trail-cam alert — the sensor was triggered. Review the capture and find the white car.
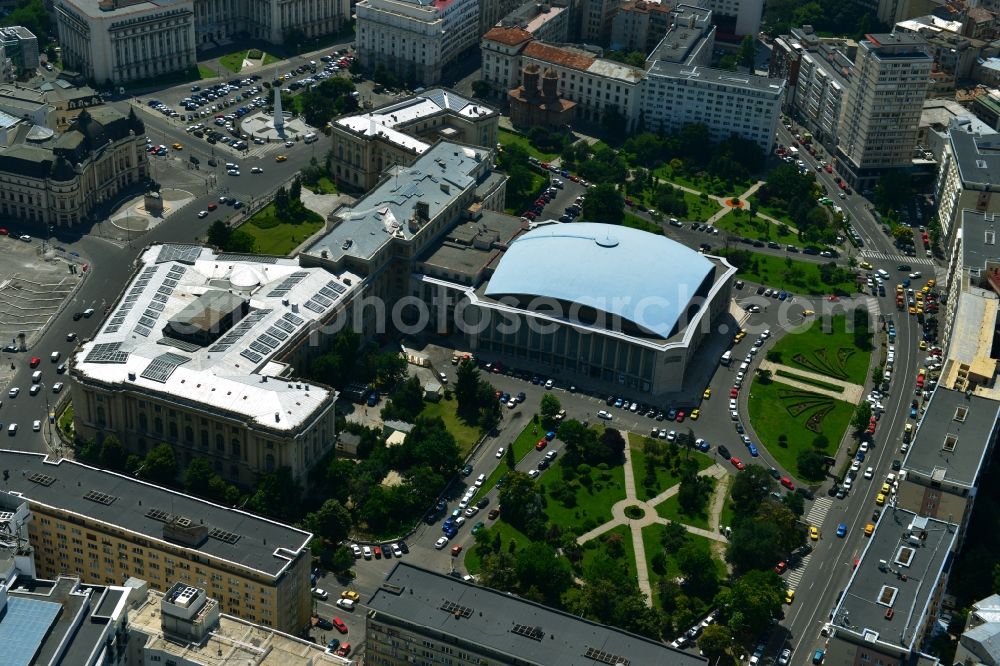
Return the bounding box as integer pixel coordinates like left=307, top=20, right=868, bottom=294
left=251, top=166, right=263, bottom=174
left=29, top=385, right=40, bottom=396
left=544, top=379, right=554, bottom=389
left=667, top=430, right=677, bottom=442
left=761, top=329, right=771, bottom=338
left=32, top=420, right=40, bottom=432
left=464, top=506, right=479, bottom=518
left=863, top=466, right=874, bottom=480
left=362, top=545, right=372, bottom=559
left=850, top=459, right=861, bottom=472
left=528, top=469, right=540, bottom=479
left=495, top=447, right=505, bottom=458
left=7, top=423, right=16, bottom=435
left=350, top=543, right=362, bottom=558
left=391, top=542, right=403, bottom=557
left=52, top=382, right=63, bottom=393
left=729, top=399, right=737, bottom=410
left=227, top=169, right=240, bottom=176
left=435, top=536, right=449, bottom=549
left=7, top=388, right=18, bottom=398
left=507, top=399, right=517, bottom=409
left=778, top=648, right=791, bottom=665
left=859, top=442, right=869, bottom=453
left=597, top=410, right=612, bottom=420
left=475, top=473, right=485, bottom=487
left=285, top=140, right=294, bottom=147
left=197, top=210, right=208, bottom=218
left=909, top=271, right=922, bottom=279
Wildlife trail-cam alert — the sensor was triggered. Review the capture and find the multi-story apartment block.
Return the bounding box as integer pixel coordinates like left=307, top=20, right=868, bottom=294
left=366, top=562, right=709, bottom=665
left=644, top=4, right=715, bottom=68
left=498, top=0, right=572, bottom=44
left=0, top=106, right=148, bottom=227
left=0, top=26, right=38, bottom=78
left=609, top=0, right=672, bottom=53
left=580, top=0, right=621, bottom=45
left=769, top=27, right=855, bottom=152
left=130, top=581, right=353, bottom=664
left=355, top=0, right=481, bottom=85
left=329, top=88, right=499, bottom=190
left=933, top=121, right=1000, bottom=240
left=193, top=0, right=350, bottom=47
left=71, top=245, right=349, bottom=488
left=55, top=0, right=197, bottom=87
left=694, top=0, right=763, bottom=36
left=895, top=15, right=995, bottom=96
left=0, top=450, right=313, bottom=634
left=478, top=0, right=522, bottom=37
left=836, top=33, right=932, bottom=190
left=641, top=63, right=784, bottom=152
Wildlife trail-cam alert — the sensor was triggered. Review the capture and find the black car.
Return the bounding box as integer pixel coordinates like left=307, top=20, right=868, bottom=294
left=717, top=445, right=731, bottom=459
left=2, top=344, right=16, bottom=353
left=756, top=286, right=766, bottom=295
left=315, top=617, right=334, bottom=631
left=795, top=487, right=814, bottom=500
left=461, top=464, right=473, bottom=477
left=398, top=541, right=409, bottom=554
left=897, top=264, right=911, bottom=271
left=381, top=544, right=392, bottom=558
left=768, top=467, right=781, bottom=480
left=735, top=422, right=745, bottom=434
left=476, top=497, right=490, bottom=509
left=891, top=459, right=901, bottom=471
left=606, top=396, right=615, bottom=406
left=72, top=312, right=83, bottom=321
left=802, top=247, right=819, bottom=255
left=537, top=459, right=550, bottom=470
left=872, top=509, right=882, bottom=522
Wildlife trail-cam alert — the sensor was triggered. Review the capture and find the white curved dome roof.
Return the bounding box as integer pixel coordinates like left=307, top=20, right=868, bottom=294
left=230, top=267, right=264, bottom=289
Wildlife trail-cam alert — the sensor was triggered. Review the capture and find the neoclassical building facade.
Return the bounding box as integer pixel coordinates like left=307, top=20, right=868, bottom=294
left=0, top=106, right=148, bottom=227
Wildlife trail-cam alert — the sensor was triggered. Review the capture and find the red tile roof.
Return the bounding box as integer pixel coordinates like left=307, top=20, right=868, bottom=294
left=483, top=26, right=533, bottom=46
left=522, top=42, right=596, bottom=72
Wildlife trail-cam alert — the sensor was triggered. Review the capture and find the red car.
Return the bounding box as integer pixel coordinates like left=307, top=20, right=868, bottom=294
left=29, top=357, right=40, bottom=368
left=207, top=203, right=218, bottom=211
left=535, top=439, right=548, bottom=451
left=825, top=165, right=832, bottom=173
left=336, top=643, right=351, bottom=657
left=332, top=617, right=348, bottom=634
left=451, top=545, right=463, bottom=556
left=730, top=457, right=746, bottom=470
left=675, top=410, right=685, bottom=422
left=827, top=295, right=839, bottom=302
left=0, top=228, right=7, bottom=235
left=729, top=387, right=739, bottom=398
left=774, top=561, right=787, bottom=574
left=541, top=162, right=550, bottom=170
left=780, top=476, right=795, bottom=490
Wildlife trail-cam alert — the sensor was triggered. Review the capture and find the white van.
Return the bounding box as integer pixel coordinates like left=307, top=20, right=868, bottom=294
left=720, top=350, right=732, bottom=366
left=303, top=132, right=318, bottom=143
left=50, top=351, right=60, bottom=363
left=31, top=371, right=42, bottom=383
left=739, top=362, right=749, bottom=373
left=877, top=269, right=890, bottom=280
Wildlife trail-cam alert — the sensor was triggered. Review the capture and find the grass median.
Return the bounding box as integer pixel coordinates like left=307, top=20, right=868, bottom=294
left=774, top=369, right=845, bottom=393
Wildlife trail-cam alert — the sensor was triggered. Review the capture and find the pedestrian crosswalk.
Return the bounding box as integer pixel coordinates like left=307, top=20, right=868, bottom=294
left=785, top=555, right=811, bottom=589
left=859, top=249, right=934, bottom=266
left=865, top=296, right=880, bottom=316
left=805, top=496, right=833, bottom=526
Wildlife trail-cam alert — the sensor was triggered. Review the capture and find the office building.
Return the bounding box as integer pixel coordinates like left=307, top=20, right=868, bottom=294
left=55, top=0, right=198, bottom=87
left=836, top=33, right=932, bottom=190
left=0, top=79, right=105, bottom=131
left=693, top=0, right=763, bottom=37
left=641, top=63, right=784, bottom=152
left=478, top=0, right=522, bottom=37
left=481, top=26, right=535, bottom=94
left=644, top=4, right=715, bottom=68
left=919, top=99, right=994, bottom=162
left=895, top=15, right=992, bottom=96
left=0, top=450, right=313, bottom=634
left=0, top=26, right=38, bottom=78
left=0, top=106, right=148, bottom=227
left=366, top=561, right=709, bottom=665
left=895, top=387, right=1000, bottom=545
left=610, top=0, right=673, bottom=53
left=329, top=88, right=499, bottom=190
left=934, top=121, right=1000, bottom=240
left=498, top=0, right=572, bottom=44
left=71, top=245, right=349, bottom=488
left=355, top=0, right=481, bottom=85
left=579, top=0, right=621, bottom=45
left=130, top=580, right=353, bottom=664
left=193, top=0, right=350, bottom=48
left=825, top=510, right=959, bottom=663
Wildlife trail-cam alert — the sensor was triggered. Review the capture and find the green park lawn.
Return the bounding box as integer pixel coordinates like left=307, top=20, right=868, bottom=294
left=768, top=314, right=871, bottom=385
left=537, top=458, right=627, bottom=533
left=746, top=379, right=854, bottom=481
left=303, top=176, right=338, bottom=194
left=198, top=65, right=217, bottom=79
left=641, top=525, right=725, bottom=609
left=628, top=434, right=714, bottom=502
left=719, top=250, right=858, bottom=295
left=219, top=51, right=248, bottom=73
left=652, top=165, right=754, bottom=198
left=505, top=171, right=547, bottom=216
left=480, top=418, right=546, bottom=492
left=654, top=485, right=714, bottom=531
left=263, top=53, right=281, bottom=66
left=629, top=185, right=722, bottom=223
left=714, top=209, right=798, bottom=245
left=746, top=195, right=798, bottom=228
left=241, top=203, right=324, bottom=255
left=463, top=519, right=530, bottom=574
left=58, top=402, right=74, bottom=440
left=498, top=128, right=559, bottom=162
left=420, top=398, right=483, bottom=457
left=579, top=524, right=636, bottom=578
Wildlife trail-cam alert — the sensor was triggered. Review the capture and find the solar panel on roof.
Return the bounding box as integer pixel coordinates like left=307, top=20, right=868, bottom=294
left=583, top=647, right=630, bottom=665
left=146, top=508, right=175, bottom=523
left=304, top=300, right=325, bottom=314
left=283, top=312, right=304, bottom=326
left=148, top=301, right=165, bottom=313
left=327, top=280, right=347, bottom=294
left=209, top=344, right=231, bottom=353
left=163, top=278, right=178, bottom=288
left=217, top=253, right=277, bottom=263
left=140, top=352, right=191, bottom=383
left=249, top=340, right=271, bottom=355
left=85, top=342, right=129, bottom=364
left=156, top=285, right=173, bottom=296
left=109, top=316, right=125, bottom=325
left=440, top=601, right=473, bottom=618
left=313, top=294, right=332, bottom=307
left=156, top=244, right=201, bottom=265
left=258, top=333, right=280, bottom=348
left=156, top=337, right=200, bottom=353
left=83, top=490, right=117, bottom=505
left=142, top=266, right=158, bottom=275
left=134, top=325, right=151, bottom=337
left=209, top=527, right=241, bottom=544
left=124, top=293, right=140, bottom=303
left=512, top=624, right=544, bottom=641
left=105, top=325, right=120, bottom=333
left=27, top=472, right=55, bottom=486
left=153, top=293, right=168, bottom=303
left=240, top=349, right=263, bottom=363
left=139, top=316, right=156, bottom=328
left=266, top=326, right=288, bottom=341
left=273, top=318, right=295, bottom=334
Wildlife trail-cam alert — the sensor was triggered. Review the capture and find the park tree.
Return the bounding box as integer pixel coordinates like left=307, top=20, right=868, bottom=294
left=97, top=435, right=129, bottom=471
left=676, top=541, right=719, bottom=599
left=142, top=443, right=178, bottom=485
left=454, top=359, right=480, bottom=418
left=874, top=169, right=911, bottom=214
left=380, top=376, right=424, bottom=422
left=539, top=393, right=562, bottom=430
left=699, top=624, right=734, bottom=661
left=514, top=541, right=574, bottom=604
left=853, top=401, right=873, bottom=432
left=499, top=472, right=546, bottom=538
left=184, top=457, right=217, bottom=497
left=586, top=183, right=624, bottom=225
left=717, top=570, right=784, bottom=637
left=797, top=449, right=828, bottom=480
left=730, top=465, right=775, bottom=516
left=245, top=468, right=302, bottom=521
left=782, top=489, right=805, bottom=516
left=479, top=550, right=518, bottom=590
left=305, top=499, right=352, bottom=545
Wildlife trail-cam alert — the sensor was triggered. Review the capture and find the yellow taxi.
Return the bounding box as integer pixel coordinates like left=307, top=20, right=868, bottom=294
left=860, top=261, right=873, bottom=269
left=876, top=493, right=886, bottom=506
left=703, top=388, right=711, bottom=400
left=916, top=306, right=923, bottom=315
left=809, top=526, right=820, bottom=540
left=172, top=142, right=183, bottom=150
left=896, top=284, right=904, bottom=293
left=803, top=309, right=815, bottom=316
left=922, top=285, right=931, bottom=294
left=881, top=482, right=892, bottom=494
left=785, top=588, right=795, bottom=604
left=919, top=340, right=927, bottom=350
left=865, top=523, right=874, bottom=537
left=918, top=368, right=926, bottom=378
left=690, top=408, right=700, bottom=421
left=341, top=590, right=360, bottom=601
left=927, top=278, right=936, bottom=288
left=908, top=306, right=917, bottom=315
left=275, top=154, right=288, bottom=162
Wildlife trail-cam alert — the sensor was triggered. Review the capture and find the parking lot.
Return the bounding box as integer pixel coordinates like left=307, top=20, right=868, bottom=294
left=0, top=236, right=84, bottom=352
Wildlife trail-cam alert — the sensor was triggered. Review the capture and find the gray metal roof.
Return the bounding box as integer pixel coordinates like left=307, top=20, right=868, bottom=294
left=830, top=510, right=958, bottom=655
left=647, top=61, right=785, bottom=96
left=902, top=387, right=1000, bottom=490
left=951, top=126, right=1000, bottom=192
left=960, top=210, right=1000, bottom=270
left=369, top=562, right=707, bottom=665
left=0, top=451, right=312, bottom=578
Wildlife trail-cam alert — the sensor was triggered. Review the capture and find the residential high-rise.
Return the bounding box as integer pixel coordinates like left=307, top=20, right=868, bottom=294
left=836, top=33, right=932, bottom=190
left=355, top=0, right=481, bottom=85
